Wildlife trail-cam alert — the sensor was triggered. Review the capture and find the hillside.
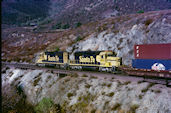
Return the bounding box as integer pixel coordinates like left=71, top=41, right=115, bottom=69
left=2, top=0, right=171, bottom=27
left=2, top=0, right=50, bottom=25
left=49, top=0, right=171, bottom=27
left=2, top=67, right=171, bottom=113
left=2, top=10, right=171, bottom=65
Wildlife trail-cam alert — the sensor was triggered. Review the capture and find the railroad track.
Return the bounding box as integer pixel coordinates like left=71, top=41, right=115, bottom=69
left=2, top=62, right=171, bottom=86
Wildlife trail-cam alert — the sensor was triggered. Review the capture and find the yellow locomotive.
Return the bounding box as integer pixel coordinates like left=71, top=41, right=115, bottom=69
left=36, top=50, right=122, bottom=72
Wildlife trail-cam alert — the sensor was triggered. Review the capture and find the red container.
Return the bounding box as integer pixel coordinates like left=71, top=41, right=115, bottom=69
left=134, top=43, right=171, bottom=59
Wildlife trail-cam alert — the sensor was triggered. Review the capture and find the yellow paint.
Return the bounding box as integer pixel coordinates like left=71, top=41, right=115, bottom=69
left=48, top=55, right=59, bottom=61
left=63, top=52, right=68, bottom=63
left=36, top=51, right=122, bottom=68
left=96, top=51, right=121, bottom=67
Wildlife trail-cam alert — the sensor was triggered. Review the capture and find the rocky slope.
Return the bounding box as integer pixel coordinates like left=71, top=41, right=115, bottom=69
left=66, top=10, right=171, bottom=65
left=49, top=0, right=171, bottom=27
left=2, top=67, right=171, bottom=113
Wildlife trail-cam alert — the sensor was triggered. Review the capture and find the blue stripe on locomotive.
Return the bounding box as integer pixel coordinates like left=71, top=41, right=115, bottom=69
left=74, top=51, right=101, bottom=64
left=132, top=59, right=171, bottom=70
left=43, top=51, right=64, bottom=63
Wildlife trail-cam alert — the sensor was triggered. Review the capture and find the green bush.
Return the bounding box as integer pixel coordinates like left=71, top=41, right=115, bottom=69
left=67, top=92, right=74, bottom=98
left=35, top=98, right=53, bottom=113
left=76, top=22, right=82, bottom=28
left=129, top=104, right=139, bottom=113
left=52, top=23, right=62, bottom=29
left=111, top=103, right=121, bottom=110
left=75, top=36, right=83, bottom=42
left=107, top=92, right=115, bottom=97
left=85, top=84, right=91, bottom=88
left=62, top=23, right=70, bottom=29
left=137, top=10, right=144, bottom=13
left=39, top=18, right=52, bottom=25
left=55, top=47, right=60, bottom=52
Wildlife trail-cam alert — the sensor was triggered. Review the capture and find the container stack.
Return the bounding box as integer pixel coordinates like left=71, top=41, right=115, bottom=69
left=132, top=43, right=171, bottom=71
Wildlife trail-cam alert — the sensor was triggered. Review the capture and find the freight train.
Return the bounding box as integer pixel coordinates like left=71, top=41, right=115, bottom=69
left=36, top=43, right=171, bottom=75
left=36, top=50, right=122, bottom=73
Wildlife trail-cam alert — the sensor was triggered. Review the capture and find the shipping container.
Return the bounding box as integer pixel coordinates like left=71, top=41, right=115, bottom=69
left=134, top=43, right=171, bottom=59
left=132, top=59, right=171, bottom=71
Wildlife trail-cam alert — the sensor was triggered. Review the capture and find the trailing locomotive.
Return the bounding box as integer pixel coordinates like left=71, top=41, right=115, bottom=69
left=36, top=50, right=122, bottom=73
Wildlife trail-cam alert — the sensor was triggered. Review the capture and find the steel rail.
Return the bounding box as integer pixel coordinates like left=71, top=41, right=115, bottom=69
left=2, top=62, right=171, bottom=86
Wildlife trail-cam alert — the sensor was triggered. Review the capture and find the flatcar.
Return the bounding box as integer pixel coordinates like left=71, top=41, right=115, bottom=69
left=36, top=50, right=122, bottom=73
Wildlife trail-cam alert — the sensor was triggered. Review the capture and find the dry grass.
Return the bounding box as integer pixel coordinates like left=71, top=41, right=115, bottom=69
left=33, top=76, right=41, bottom=86
left=107, top=83, right=112, bottom=87
left=128, top=104, right=139, bottom=113
left=68, top=73, right=79, bottom=78
left=144, top=19, right=153, bottom=26
left=85, top=84, right=92, bottom=88
left=67, top=92, right=74, bottom=98
left=141, top=83, right=155, bottom=93
left=123, top=81, right=131, bottom=85
left=90, top=76, right=98, bottom=79
left=82, top=74, right=88, bottom=77
left=107, top=92, right=115, bottom=97
left=111, top=103, right=121, bottom=111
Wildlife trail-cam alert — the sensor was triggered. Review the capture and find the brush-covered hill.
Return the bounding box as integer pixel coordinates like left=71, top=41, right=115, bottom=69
left=2, top=0, right=50, bottom=25
left=2, top=10, right=171, bottom=65
left=2, top=0, right=171, bottom=28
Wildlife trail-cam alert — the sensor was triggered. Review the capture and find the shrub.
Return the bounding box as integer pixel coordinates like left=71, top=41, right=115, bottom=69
left=107, top=83, right=112, bottom=87
left=69, top=73, right=79, bottom=77
left=102, top=83, right=107, bottom=86
left=39, top=18, right=52, bottom=25
left=75, top=36, right=83, bottom=42
left=78, top=96, right=82, bottom=101
left=137, top=10, right=144, bottom=13
left=76, top=22, right=82, bottom=28
left=151, top=89, right=161, bottom=93
left=137, top=80, right=145, bottom=84
left=85, top=84, right=91, bottom=88
left=141, top=83, right=155, bottom=93
left=124, top=81, right=131, bottom=85
left=82, top=74, right=88, bottom=77
left=91, top=109, right=96, bottom=113
left=35, top=98, right=53, bottom=113
left=111, top=103, right=121, bottom=111
left=67, top=92, right=74, bottom=98
left=62, top=23, right=70, bottom=29
left=128, top=104, right=139, bottom=113
left=52, top=22, right=62, bottom=29
left=90, top=76, right=97, bottom=79
left=144, top=19, right=153, bottom=26
left=33, top=77, right=41, bottom=86
left=107, top=92, right=115, bottom=97
left=55, top=46, right=60, bottom=52
left=64, top=78, right=70, bottom=82
left=102, top=92, right=105, bottom=95
left=138, top=94, right=143, bottom=99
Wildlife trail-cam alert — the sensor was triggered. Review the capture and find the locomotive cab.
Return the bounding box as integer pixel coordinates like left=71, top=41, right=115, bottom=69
left=96, top=51, right=121, bottom=72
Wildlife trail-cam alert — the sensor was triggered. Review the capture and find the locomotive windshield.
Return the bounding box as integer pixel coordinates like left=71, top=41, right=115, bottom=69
left=108, top=54, right=116, bottom=57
